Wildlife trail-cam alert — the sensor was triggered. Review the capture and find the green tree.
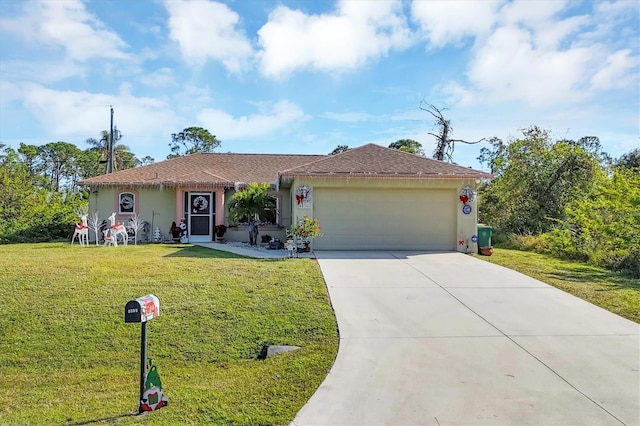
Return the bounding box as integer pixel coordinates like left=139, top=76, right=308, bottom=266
left=329, top=145, right=350, bottom=155
left=227, top=183, right=277, bottom=226
left=478, top=127, right=603, bottom=235
left=76, top=149, right=104, bottom=181
left=0, top=147, right=86, bottom=243
left=388, top=139, right=425, bottom=156
left=17, top=143, right=42, bottom=178
left=37, top=141, right=82, bottom=192
left=543, top=166, right=640, bottom=276
left=617, top=148, right=640, bottom=169
left=86, top=127, right=136, bottom=173
left=477, top=137, right=506, bottom=174
left=167, top=127, right=220, bottom=159
left=137, top=156, right=155, bottom=166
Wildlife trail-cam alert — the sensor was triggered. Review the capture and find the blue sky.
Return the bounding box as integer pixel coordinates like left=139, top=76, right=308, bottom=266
left=1, top=0, right=638, bottom=170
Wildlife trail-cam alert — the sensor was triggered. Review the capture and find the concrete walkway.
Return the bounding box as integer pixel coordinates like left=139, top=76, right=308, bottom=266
left=292, top=251, right=640, bottom=426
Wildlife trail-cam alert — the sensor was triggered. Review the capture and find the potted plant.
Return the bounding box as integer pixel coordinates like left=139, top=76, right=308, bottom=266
left=214, top=224, right=227, bottom=241
left=290, top=216, right=322, bottom=252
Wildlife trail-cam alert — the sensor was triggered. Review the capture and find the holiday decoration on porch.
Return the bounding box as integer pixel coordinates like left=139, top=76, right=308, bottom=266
left=192, top=195, right=208, bottom=213
left=179, top=218, right=188, bottom=243
left=153, top=227, right=162, bottom=242
left=295, top=185, right=312, bottom=209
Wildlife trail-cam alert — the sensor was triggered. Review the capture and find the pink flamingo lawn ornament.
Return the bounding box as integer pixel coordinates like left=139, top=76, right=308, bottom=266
left=71, top=214, right=89, bottom=246
left=107, top=212, right=128, bottom=246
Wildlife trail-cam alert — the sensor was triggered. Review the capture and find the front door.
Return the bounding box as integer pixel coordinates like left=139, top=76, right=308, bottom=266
left=188, top=193, right=213, bottom=242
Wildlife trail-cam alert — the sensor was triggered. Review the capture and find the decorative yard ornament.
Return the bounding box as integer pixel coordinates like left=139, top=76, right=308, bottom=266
left=103, top=230, right=117, bottom=246
left=124, top=295, right=167, bottom=413
left=295, top=186, right=312, bottom=209
left=71, top=214, right=89, bottom=246
left=107, top=212, right=128, bottom=245
left=179, top=219, right=188, bottom=243
left=140, top=359, right=168, bottom=412
left=458, top=186, right=476, bottom=205
left=153, top=227, right=162, bottom=242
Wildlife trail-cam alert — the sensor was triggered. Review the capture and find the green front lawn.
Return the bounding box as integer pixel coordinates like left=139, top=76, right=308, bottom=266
left=0, top=243, right=338, bottom=425
left=476, top=248, right=640, bottom=323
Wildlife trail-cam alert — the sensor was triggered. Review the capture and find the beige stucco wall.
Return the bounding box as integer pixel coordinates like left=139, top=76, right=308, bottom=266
left=287, top=177, right=480, bottom=252
left=89, top=186, right=177, bottom=241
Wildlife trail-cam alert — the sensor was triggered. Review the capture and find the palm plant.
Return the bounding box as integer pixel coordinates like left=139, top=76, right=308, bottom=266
left=227, top=183, right=277, bottom=226
left=85, top=128, right=135, bottom=173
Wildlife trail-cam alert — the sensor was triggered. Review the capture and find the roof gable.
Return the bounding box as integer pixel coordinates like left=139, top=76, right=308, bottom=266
left=280, top=144, right=491, bottom=178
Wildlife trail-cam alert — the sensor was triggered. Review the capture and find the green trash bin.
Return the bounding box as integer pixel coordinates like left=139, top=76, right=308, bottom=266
left=477, top=225, right=493, bottom=253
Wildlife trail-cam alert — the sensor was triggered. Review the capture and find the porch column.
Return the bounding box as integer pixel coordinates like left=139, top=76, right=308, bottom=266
left=175, top=187, right=184, bottom=222
left=216, top=189, right=225, bottom=226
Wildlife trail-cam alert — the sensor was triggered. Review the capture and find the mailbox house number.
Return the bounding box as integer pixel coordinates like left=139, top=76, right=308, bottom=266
left=125, top=294, right=160, bottom=323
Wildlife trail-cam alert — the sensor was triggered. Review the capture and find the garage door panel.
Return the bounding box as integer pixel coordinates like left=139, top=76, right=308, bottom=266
left=314, top=188, right=455, bottom=250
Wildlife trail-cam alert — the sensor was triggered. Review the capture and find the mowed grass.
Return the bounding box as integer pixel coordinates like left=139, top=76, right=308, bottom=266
left=0, top=243, right=338, bottom=425
left=476, top=247, right=639, bottom=323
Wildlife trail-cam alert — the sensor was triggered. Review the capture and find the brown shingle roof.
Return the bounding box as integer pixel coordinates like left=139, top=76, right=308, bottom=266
left=78, top=153, right=326, bottom=187
left=78, top=144, right=491, bottom=187
left=280, top=144, right=492, bottom=179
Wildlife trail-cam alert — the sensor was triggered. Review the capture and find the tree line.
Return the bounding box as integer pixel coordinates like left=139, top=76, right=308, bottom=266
left=0, top=126, right=218, bottom=242
left=477, top=127, right=639, bottom=277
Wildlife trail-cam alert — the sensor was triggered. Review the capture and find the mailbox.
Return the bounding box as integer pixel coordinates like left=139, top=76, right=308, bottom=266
left=125, top=294, right=160, bottom=323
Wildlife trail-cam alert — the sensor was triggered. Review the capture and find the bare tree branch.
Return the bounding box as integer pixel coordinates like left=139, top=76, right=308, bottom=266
left=450, top=138, right=487, bottom=144
left=420, top=102, right=487, bottom=161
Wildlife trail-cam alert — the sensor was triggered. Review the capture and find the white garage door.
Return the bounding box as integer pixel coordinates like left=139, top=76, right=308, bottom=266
left=313, top=188, right=456, bottom=250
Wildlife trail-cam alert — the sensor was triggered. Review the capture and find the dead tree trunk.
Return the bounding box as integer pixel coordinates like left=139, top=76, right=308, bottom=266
left=420, top=102, right=486, bottom=162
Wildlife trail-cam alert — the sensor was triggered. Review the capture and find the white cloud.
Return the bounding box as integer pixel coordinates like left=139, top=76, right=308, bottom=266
left=197, top=101, right=306, bottom=139
left=257, top=0, right=413, bottom=79
left=499, top=0, right=569, bottom=27
left=164, top=0, right=253, bottom=72
left=591, top=49, right=639, bottom=90
left=411, top=0, right=502, bottom=47
left=0, top=59, right=86, bottom=85
left=428, top=0, right=638, bottom=107
left=0, top=80, right=22, bottom=105
left=467, top=26, right=593, bottom=106
left=0, top=0, right=128, bottom=61
left=12, top=83, right=176, bottom=150
left=141, top=67, right=176, bottom=88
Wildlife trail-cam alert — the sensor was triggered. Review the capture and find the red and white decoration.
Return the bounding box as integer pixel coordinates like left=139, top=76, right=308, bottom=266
left=71, top=213, right=89, bottom=246
left=458, top=186, right=477, bottom=205
left=295, top=185, right=312, bottom=209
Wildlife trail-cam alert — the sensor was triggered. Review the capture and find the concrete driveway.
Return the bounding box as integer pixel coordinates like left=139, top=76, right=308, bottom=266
left=292, top=251, right=640, bottom=426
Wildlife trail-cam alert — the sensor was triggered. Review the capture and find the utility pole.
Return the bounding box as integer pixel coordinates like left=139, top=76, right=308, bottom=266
left=108, top=106, right=115, bottom=174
